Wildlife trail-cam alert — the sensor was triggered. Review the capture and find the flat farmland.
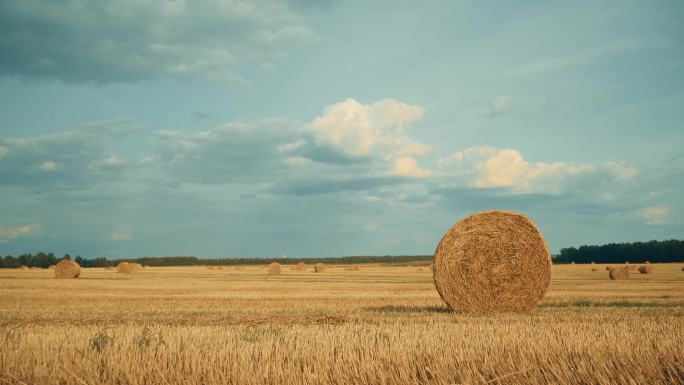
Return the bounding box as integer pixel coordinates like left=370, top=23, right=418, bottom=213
left=1, top=264, right=683, bottom=385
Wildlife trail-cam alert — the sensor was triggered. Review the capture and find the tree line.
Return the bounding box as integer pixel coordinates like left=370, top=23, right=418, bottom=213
left=556, top=239, right=684, bottom=264
left=0, top=253, right=433, bottom=268
left=2, top=239, right=682, bottom=268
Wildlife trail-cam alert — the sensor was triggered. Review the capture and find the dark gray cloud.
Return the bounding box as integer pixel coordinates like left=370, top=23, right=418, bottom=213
left=0, top=119, right=140, bottom=188
left=0, top=0, right=316, bottom=83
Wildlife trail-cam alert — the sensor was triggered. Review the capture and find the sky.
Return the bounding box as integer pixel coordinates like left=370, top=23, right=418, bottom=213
left=0, top=0, right=683, bottom=259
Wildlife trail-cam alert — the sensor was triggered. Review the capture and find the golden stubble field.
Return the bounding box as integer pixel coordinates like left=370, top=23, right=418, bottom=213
left=1, top=264, right=683, bottom=385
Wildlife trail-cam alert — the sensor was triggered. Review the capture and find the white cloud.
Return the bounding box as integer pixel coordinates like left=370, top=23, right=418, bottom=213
left=391, top=156, right=432, bottom=178
left=40, top=161, right=56, bottom=172
left=486, top=95, right=512, bottom=118
left=0, top=225, right=34, bottom=241
left=437, top=146, right=630, bottom=194
left=111, top=231, right=131, bottom=240
left=640, top=206, right=671, bottom=225
left=309, top=98, right=426, bottom=157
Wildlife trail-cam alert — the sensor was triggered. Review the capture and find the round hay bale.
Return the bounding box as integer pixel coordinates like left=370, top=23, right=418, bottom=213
left=294, top=262, right=307, bottom=271
left=605, top=266, right=611, bottom=271
left=590, top=261, right=595, bottom=264
left=314, top=263, right=326, bottom=273
left=609, top=266, right=629, bottom=280
left=645, top=261, right=650, bottom=264
left=344, top=265, right=360, bottom=271
left=433, top=210, right=552, bottom=312
left=19, top=265, right=29, bottom=270
left=117, top=262, right=140, bottom=274
left=638, top=265, right=652, bottom=274
left=268, top=262, right=282, bottom=276
left=570, top=261, right=575, bottom=265
left=54, top=259, right=81, bottom=279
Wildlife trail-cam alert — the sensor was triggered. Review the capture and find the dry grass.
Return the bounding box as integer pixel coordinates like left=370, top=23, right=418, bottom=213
left=0, top=263, right=683, bottom=385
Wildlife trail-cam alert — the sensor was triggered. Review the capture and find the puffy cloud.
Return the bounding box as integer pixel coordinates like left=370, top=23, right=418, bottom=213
left=640, top=206, right=671, bottom=225
left=391, top=157, right=432, bottom=178
left=0, top=225, right=34, bottom=243
left=309, top=98, right=426, bottom=158
left=485, top=95, right=513, bottom=119
left=437, top=146, right=632, bottom=194
left=0, top=0, right=316, bottom=83
left=111, top=231, right=131, bottom=240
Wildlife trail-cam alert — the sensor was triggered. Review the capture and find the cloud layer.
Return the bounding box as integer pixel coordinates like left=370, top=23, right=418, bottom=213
left=0, top=0, right=316, bottom=83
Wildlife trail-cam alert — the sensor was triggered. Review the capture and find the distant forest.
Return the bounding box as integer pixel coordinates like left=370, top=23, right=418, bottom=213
left=1, top=239, right=682, bottom=268
left=0, top=253, right=433, bottom=268
left=556, top=239, right=684, bottom=264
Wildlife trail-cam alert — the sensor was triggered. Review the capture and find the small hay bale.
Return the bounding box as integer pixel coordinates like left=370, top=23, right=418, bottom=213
left=433, top=210, right=552, bottom=312
left=117, top=262, right=140, bottom=274
left=294, top=262, right=307, bottom=271
left=591, top=268, right=599, bottom=271
left=54, top=259, right=81, bottom=279
left=19, top=265, right=29, bottom=270
left=590, top=261, right=595, bottom=264
left=608, top=266, right=629, bottom=280
left=314, top=263, right=326, bottom=272
left=605, top=266, right=611, bottom=271
left=645, top=261, right=650, bottom=264
left=570, top=261, right=575, bottom=265
left=268, top=262, right=282, bottom=276
left=638, top=265, right=652, bottom=274
left=344, top=265, right=360, bottom=271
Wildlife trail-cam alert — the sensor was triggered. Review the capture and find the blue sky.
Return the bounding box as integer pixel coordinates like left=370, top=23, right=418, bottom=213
left=0, top=0, right=682, bottom=258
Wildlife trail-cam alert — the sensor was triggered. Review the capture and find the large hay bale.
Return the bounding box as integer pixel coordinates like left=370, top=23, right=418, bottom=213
left=268, top=262, right=282, bottom=276
left=609, top=266, right=629, bottom=280
left=117, top=262, right=140, bottom=274
left=294, top=262, right=307, bottom=271
left=314, top=263, right=326, bottom=273
left=433, top=210, right=552, bottom=312
left=54, top=259, right=81, bottom=279
left=638, top=265, right=652, bottom=274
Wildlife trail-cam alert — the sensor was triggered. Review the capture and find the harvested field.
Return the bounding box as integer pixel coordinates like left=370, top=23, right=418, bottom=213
left=0, top=263, right=683, bottom=385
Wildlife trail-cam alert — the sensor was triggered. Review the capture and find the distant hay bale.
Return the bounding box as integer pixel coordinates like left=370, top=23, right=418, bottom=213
left=48, top=265, right=56, bottom=270
left=117, top=262, right=140, bottom=274
left=268, top=262, right=282, bottom=276
left=19, top=265, right=29, bottom=270
left=570, top=262, right=575, bottom=264
left=294, top=262, right=306, bottom=271
left=638, top=265, right=653, bottom=274
left=344, top=265, right=360, bottom=271
left=608, top=266, right=629, bottom=280
left=54, top=259, right=81, bottom=279
left=605, top=266, right=611, bottom=271
left=645, top=261, right=650, bottom=264
left=591, top=268, right=599, bottom=271
left=433, top=210, right=552, bottom=312
left=590, top=261, right=595, bottom=264
left=314, top=263, right=326, bottom=273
